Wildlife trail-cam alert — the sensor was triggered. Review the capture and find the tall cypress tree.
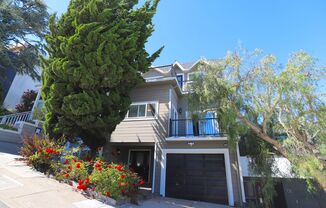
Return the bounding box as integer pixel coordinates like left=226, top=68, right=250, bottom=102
left=41, top=0, right=163, bottom=151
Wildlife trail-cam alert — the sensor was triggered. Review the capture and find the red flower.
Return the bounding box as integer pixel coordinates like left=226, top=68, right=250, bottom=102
left=106, top=192, right=110, bottom=197
left=77, top=185, right=87, bottom=190
left=65, top=159, right=69, bottom=164
left=69, top=164, right=72, bottom=171
left=138, top=180, right=145, bottom=186
left=85, top=156, right=91, bottom=162
left=75, top=162, right=81, bottom=168
left=91, top=187, right=96, bottom=191
left=108, top=165, right=112, bottom=168
left=120, top=189, right=125, bottom=194
left=120, top=175, right=125, bottom=179
left=115, top=164, right=123, bottom=171
left=97, top=167, right=102, bottom=171
left=64, top=173, right=69, bottom=177
left=95, top=162, right=101, bottom=168
left=38, top=149, right=43, bottom=153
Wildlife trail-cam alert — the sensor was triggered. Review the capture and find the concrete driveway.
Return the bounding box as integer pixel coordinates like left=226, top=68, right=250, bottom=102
left=122, top=197, right=230, bottom=208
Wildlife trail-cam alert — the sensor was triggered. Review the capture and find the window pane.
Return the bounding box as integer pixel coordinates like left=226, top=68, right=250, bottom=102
left=138, top=104, right=146, bottom=117
left=176, top=75, right=183, bottom=88
left=128, top=105, right=138, bottom=117
left=147, top=103, right=156, bottom=117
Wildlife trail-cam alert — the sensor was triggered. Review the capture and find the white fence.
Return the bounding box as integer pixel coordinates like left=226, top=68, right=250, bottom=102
left=0, top=111, right=32, bottom=126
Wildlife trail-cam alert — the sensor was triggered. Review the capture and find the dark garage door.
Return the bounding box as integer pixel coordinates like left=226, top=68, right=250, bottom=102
left=166, top=154, right=228, bottom=205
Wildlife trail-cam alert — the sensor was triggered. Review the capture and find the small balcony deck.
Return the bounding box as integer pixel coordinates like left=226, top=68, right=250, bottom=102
left=168, top=118, right=227, bottom=140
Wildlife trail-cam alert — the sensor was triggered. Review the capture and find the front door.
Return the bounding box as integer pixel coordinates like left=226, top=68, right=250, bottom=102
left=128, top=150, right=151, bottom=184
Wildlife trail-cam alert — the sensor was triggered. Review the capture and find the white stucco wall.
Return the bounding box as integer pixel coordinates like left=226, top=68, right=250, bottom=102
left=3, top=73, right=40, bottom=111
left=240, top=156, right=294, bottom=178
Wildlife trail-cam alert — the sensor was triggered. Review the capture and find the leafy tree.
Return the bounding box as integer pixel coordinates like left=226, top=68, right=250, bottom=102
left=189, top=49, right=326, bottom=189
left=41, top=0, right=163, bottom=151
left=15, top=89, right=37, bottom=112
left=0, top=0, right=49, bottom=79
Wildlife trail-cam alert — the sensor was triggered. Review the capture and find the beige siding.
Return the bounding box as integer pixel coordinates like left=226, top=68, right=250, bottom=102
left=110, top=84, right=170, bottom=143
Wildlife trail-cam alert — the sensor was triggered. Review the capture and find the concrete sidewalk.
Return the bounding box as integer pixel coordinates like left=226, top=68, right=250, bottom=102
left=0, top=152, right=112, bottom=208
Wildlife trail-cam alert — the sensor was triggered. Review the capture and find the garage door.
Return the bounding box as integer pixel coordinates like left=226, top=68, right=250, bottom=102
left=166, top=154, right=228, bottom=204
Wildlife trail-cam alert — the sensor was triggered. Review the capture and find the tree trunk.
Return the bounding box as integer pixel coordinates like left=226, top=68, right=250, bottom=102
left=235, top=111, right=326, bottom=190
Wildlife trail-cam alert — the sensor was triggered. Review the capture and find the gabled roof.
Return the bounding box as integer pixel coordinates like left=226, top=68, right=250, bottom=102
left=149, top=58, right=208, bottom=75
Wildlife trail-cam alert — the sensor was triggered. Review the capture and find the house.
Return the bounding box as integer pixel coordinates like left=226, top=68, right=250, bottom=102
left=102, top=60, right=246, bottom=207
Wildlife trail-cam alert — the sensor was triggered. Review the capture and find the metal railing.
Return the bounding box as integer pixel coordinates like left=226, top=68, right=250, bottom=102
left=169, top=118, right=226, bottom=137
left=0, top=111, right=32, bottom=126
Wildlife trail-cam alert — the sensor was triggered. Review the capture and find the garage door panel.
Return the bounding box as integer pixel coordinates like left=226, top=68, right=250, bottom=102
left=166, top=153, right=228, bottom=205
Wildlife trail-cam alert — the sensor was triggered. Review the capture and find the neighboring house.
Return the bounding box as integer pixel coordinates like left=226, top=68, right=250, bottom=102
left=0, top=66, right=17, bottom=104
left=102, top=60, right=246, bottom=207
left=2, top=72, right=40, bottom=111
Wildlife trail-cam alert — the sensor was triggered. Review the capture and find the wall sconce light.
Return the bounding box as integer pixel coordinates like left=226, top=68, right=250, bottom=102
left=178, top=107, right=182, bottom=114
left=188, top=142, right=195, bottom=147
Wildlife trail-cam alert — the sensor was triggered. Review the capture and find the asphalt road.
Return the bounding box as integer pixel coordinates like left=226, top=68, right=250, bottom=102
left=0, top=141, right=21, bottom=155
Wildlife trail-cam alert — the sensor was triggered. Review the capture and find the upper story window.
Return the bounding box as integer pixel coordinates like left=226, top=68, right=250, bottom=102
left=176, top=74, right=184, bottom=89
left=126, top=102, right=158, bottom=119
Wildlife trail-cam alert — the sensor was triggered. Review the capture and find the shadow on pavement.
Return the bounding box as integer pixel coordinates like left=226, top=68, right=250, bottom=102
left=0, top=141, right=22, bottom=155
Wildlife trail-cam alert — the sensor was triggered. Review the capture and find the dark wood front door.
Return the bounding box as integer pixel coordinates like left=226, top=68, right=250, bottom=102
left=166, top=154, right=228, bottom=205
left=129, top=150, right=151, bottom=184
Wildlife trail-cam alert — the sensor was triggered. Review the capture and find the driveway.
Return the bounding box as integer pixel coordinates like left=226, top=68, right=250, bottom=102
left=122, top=197, right=229, bottom=208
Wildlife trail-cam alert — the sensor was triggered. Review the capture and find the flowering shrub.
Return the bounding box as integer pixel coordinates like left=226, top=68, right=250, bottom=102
left=63, top=158, right=90, bottom=181
left=28, top=146, right=62, bottom=173
left=21, top=137, right=143, bottom=203
left=89, top=161, right=142, bottom=200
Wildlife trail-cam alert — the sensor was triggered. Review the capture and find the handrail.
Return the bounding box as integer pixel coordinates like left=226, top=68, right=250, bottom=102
left=0, top=111, right=32, bottom=126
left=169, top=117, right=227, bottom=137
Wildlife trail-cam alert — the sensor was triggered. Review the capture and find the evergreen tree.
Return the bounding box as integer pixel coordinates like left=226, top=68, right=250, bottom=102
left=41, top=0, right=163, bottom=151
left=0, top=0, right=48, bottom=79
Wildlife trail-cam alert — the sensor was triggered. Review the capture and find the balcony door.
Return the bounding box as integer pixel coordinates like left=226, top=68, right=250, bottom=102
left=186, top=111, right=218, bottom=136
left=171, top=106, right=178, bottom=136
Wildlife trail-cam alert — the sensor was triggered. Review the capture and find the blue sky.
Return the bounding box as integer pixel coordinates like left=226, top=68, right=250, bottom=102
left=44, top=0, right=326, bottom=66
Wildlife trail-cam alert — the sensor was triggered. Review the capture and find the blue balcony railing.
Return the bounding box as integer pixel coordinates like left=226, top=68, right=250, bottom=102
left=169, top=118, right=226, bottom=137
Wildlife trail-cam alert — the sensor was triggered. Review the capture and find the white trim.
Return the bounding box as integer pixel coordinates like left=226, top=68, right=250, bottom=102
left=152, top=144, right=157, bottom=193
left=165, top=136, right=228, bottom=141
left=176, top=73, right=184, bottom=91
left=159, top=148, right=234, bottom=206
left=144, top=75, right=165, bottom=80
left=172, top=61, right=186, bottom=71
left=128, top=149, right=152, bottom=183
left=168, top=88, right=172, bottom=135
left=237, top=143, right=246, bottom=203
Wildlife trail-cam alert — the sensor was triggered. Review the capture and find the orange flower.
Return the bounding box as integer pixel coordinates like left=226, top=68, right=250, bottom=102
left=64, top=173, right=69, bottom=177
left=106, top=192, right=110, bottom=197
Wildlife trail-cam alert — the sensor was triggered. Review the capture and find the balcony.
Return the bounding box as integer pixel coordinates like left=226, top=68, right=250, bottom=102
left=168, top=118, right=227, bottom=139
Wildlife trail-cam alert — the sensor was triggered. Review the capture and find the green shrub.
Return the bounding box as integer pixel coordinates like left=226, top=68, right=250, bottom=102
left=28, top=146, right=62, bottom=174
left=0, top=124, right=17, bottom=131
left=89, top=160, right=142, bottom=200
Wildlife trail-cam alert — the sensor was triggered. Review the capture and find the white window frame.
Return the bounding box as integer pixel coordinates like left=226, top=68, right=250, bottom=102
left=176, top=73, right=184, bottom=90
left=125, top=101, right=159, bottom=121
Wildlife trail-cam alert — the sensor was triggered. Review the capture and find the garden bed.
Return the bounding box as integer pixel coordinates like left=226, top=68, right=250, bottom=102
left=20, top=136, right=144, bottom=206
